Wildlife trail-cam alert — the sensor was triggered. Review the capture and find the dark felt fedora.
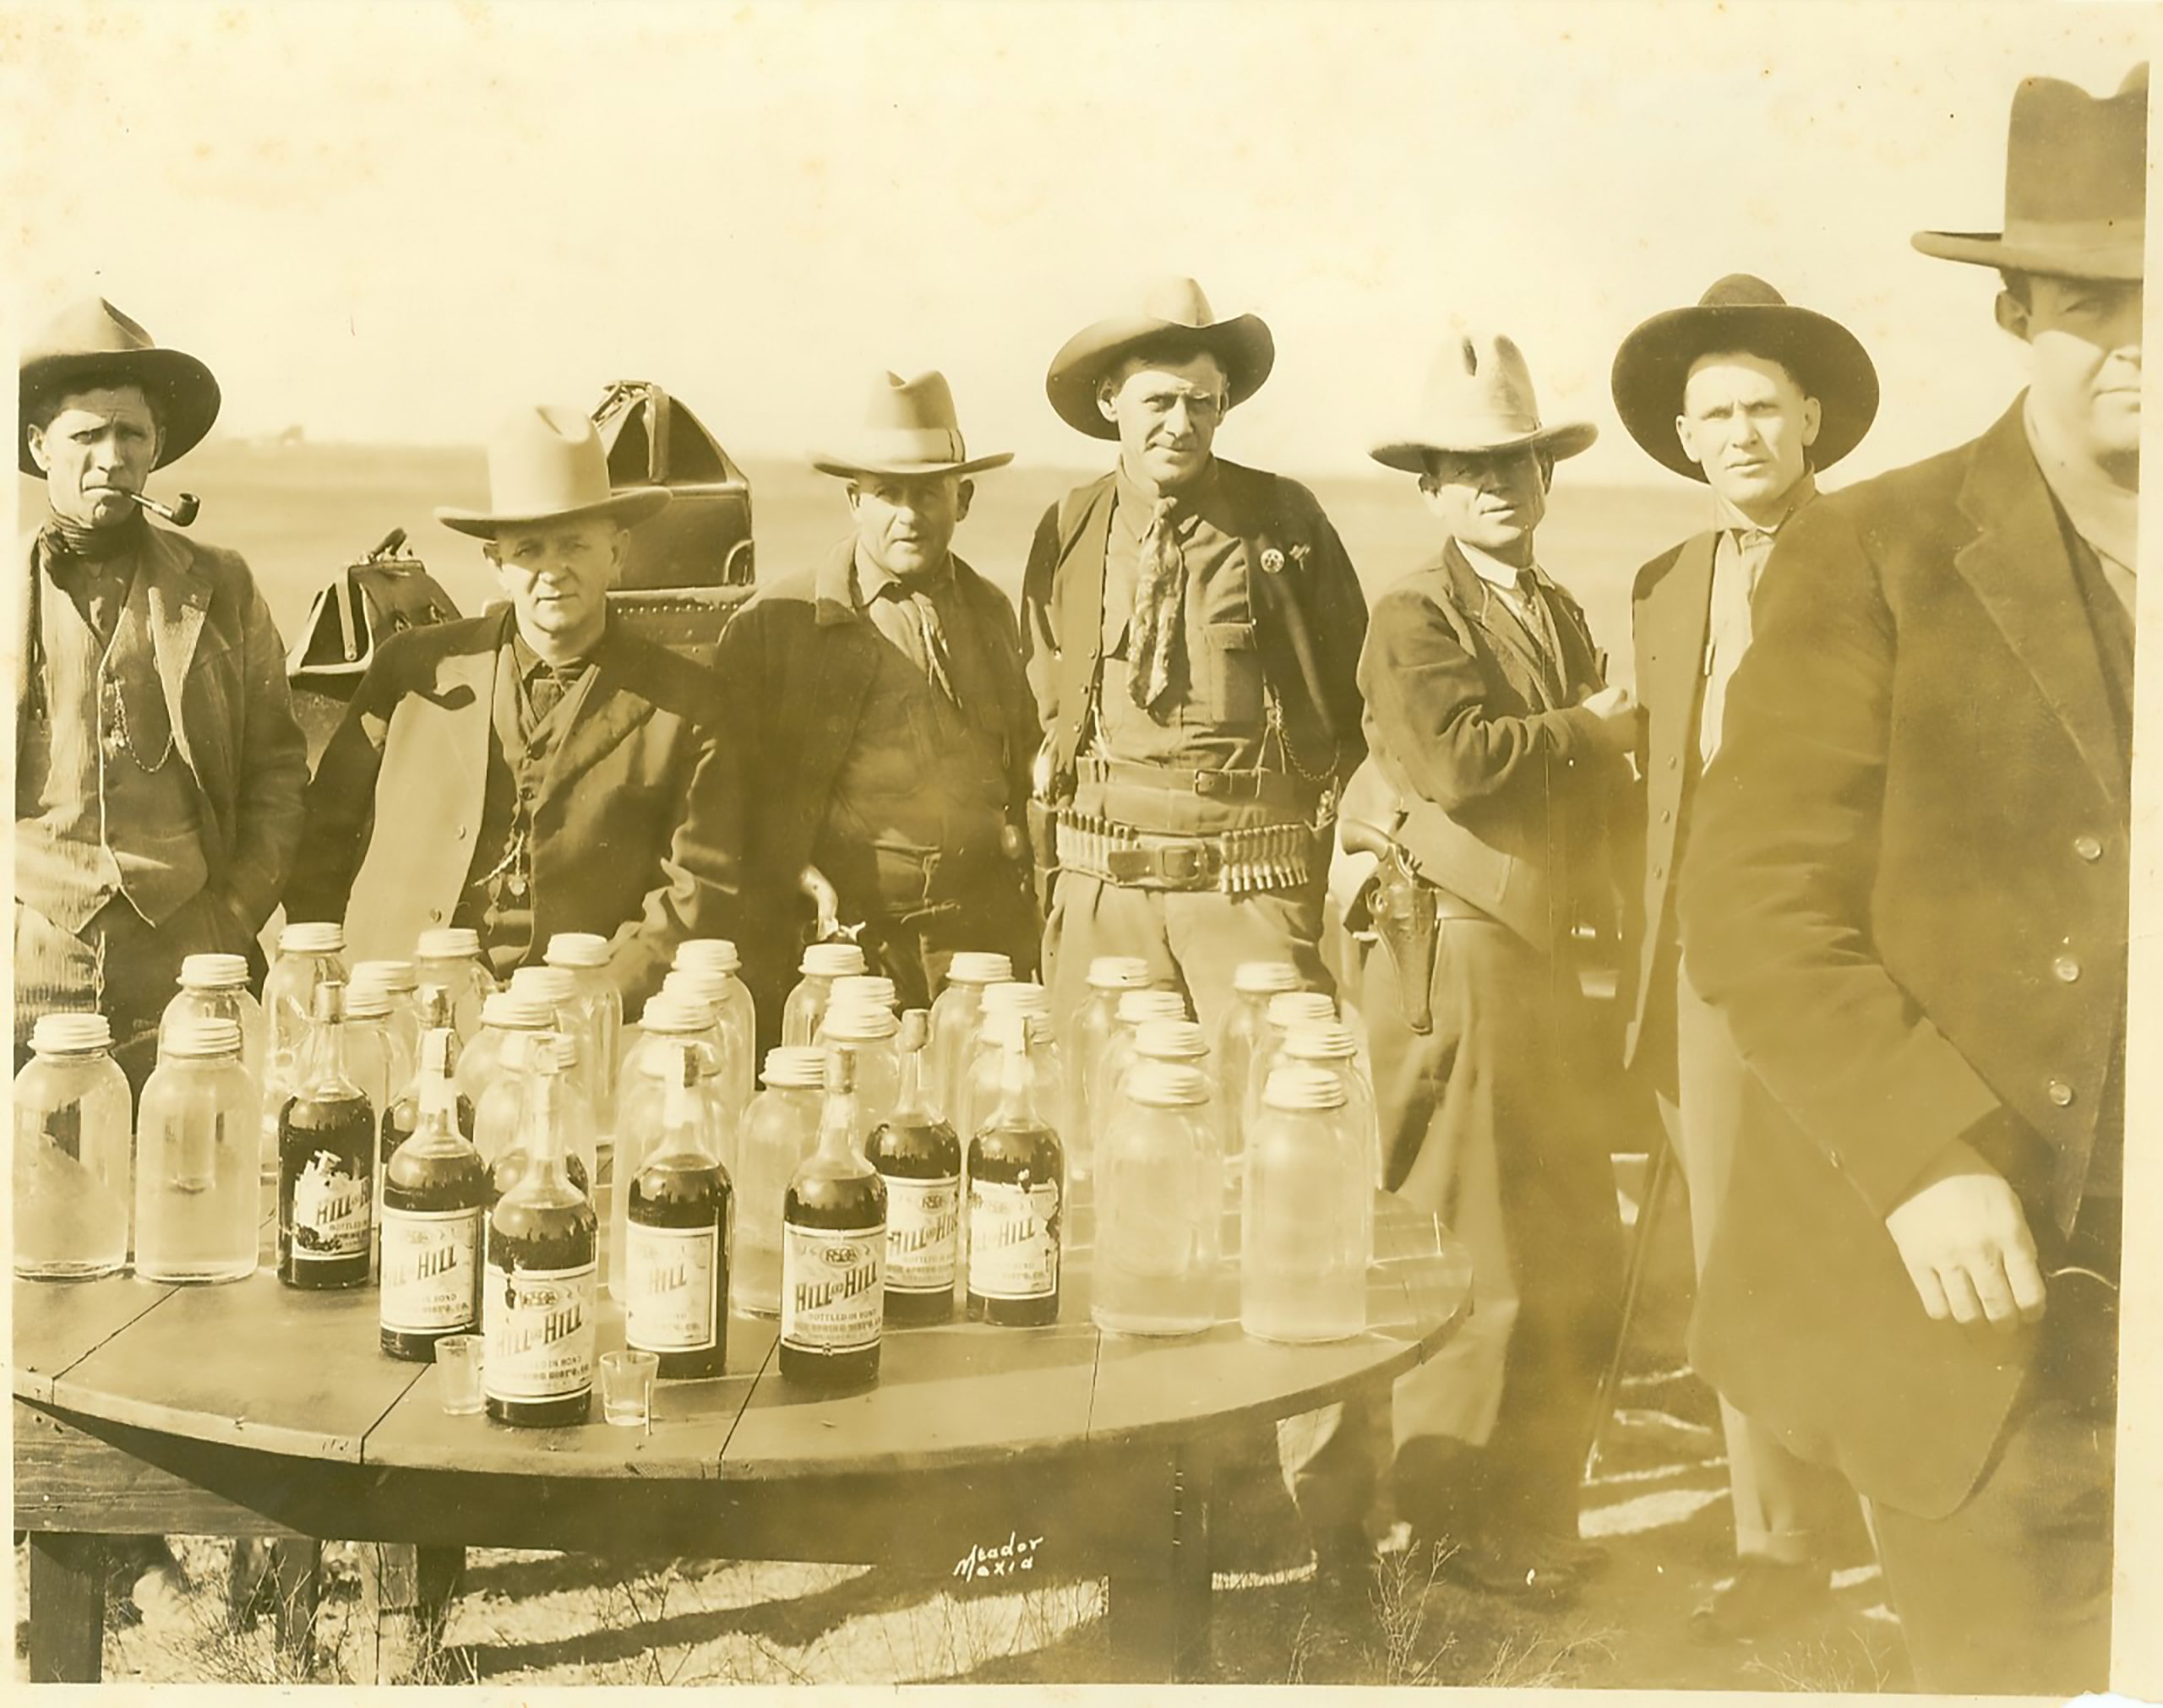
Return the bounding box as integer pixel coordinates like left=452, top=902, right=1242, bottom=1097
left=1610, top=275, right=1880, bottom=481
left=1045, top=277, right=1274, bottom=440
left=19, top=296, right=221, bottom=477
left=1912, top=64, right=2147, bottom=280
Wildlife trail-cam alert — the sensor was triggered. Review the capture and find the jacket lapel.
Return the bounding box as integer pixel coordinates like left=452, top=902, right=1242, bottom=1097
left=801, top=539, right=888, bottom=776
left=439, top=617, right=499, bottom=810
left=1640, top=532, right=1719, bottom=779
left=143, top=527, right=212, bottom=775
left=533, top=627, right=657, bottom=813
left=1953, top=402, right=2128, bottom=813
left=1445, top=542, right=1555, bottom=710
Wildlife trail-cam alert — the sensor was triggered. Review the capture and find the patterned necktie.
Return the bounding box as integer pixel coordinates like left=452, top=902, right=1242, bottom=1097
left=1127, top=496, right=1185, bottom=710
left=908, top=587, right=962, bottom=710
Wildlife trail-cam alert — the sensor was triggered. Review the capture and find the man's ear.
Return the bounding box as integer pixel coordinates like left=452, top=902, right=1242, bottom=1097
left=844, top=481, right=864, bottom=519
left=24, top=423, right=50, bottom=476
left=1800, top=395, right=1823, bottom=450
left=955, top=480, right=975, bottom=525
left=1096, top=381, right=1120, bottom=427
left=1994, top=289, right=2034, bottom=345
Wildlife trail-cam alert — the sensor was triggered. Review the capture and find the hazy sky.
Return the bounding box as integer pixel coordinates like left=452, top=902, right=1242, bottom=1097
left=5, top=0, right=2150, bottom=482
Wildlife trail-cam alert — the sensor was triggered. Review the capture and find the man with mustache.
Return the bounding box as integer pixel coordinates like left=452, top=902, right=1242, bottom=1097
left=15, top=296, right=308, bottom=1091
left=1679, top=68, right=2143, bottom=1690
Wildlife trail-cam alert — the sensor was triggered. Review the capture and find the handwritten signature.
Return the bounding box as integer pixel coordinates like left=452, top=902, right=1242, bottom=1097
left=952, top=1531, right=1044, bottom=1580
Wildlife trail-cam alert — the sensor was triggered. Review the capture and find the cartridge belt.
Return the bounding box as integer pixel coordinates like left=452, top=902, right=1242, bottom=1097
left=1077, top=753, right=1316, bottom=813
left=1055, top=809, right=1317, bottom=896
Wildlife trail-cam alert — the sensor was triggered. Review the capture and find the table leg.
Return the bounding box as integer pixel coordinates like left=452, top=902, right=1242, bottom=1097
left=267, top=1538, right=322, bottom=1665
left=1105, top=1442, right=1215, bottom=1681
left=356, top=1543, right=465, bottom=1684
left=26, top=1531, right=106, bottom=1684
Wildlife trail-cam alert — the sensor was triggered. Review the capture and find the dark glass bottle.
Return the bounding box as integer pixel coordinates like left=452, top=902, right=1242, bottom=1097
left=379, top=1026, right=489, bottom=1361
left=278, top=981, right=375, bottom=1289
left=868, top=1010, right=960, bottom=1325
left=966, top=1010, right=1065, bottom=1327
left=780, top=1041, right=887, bottom=1389
left=483, top=1036, right=598, bottom=1427
left=625, top=1041, right=733, bottom=1379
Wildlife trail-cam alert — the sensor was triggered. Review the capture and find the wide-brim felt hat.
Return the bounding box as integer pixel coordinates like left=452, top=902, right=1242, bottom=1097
left=437, top=404, right=672, bottom=538
left=1912, top=64, right=2146, bottom=280
left=1370, top=329, right=1597, bottom=474
left=1611, top=275, right=1880, bottom=481
left=811, top=369, right=1014, bottom=479
left=19, top=296, right=221, bottom=476
left=1045, top=276, right=1275, bottom=440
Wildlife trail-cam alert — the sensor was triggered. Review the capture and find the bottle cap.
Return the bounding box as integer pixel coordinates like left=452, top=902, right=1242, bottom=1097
left=166, top=1017, right=242, bottom=1058
left=1128, top=1058, right=1210, bottom=1108
left=674, top=938, right=742, bottom=975
left=762, top=1046, right=826, bottom=1089
left=980, top=980, right=1051, bottom=1020
left=1134, top=1018, right=1209, bottom=1061
left=345, top=980, right=392, bottom=1020
left=544, top=931, right=611, bottom=970
left=800, top=941, right=869, bottom=978
left=1115, top=988, right=1188, bottom=1025
left=946, top=951, right=1014, bottom=987
left=1087, top=955, right=1155, bottom=991
left=897, top=1009, right=931, bottom=1053
left=278, top=922, right=345, bottom=955
left=31, top=1013, right=112, bottom=1054
left=640, top=992, right=717, bottom=1034
left=417, top=927, right=482, bottom=960
left=1233, top=960, right=1302, bottom=996
left=1284, top=1022, right=1358, bottom=1061
left=177, top=952, right=249, bottom=989
left=1263, top=1064, right=1347, bottom=1112
left=480, top=991, right=553, bottom=1031
left=831, top=974, right=896, bottom=1012
left=823, top=1001, right=897, bottom=1042
left=351, top=959, right=417, bottom=993
left=509, top=965, right=576, bottom=1007
left=1266, top=992, right=1337, bottom=1029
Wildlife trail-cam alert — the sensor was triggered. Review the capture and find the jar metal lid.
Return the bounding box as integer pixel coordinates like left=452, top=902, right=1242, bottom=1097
left=1233, top=961, right=1302, bottom=996
left=544, top=932, right=611, bottom=970
left=166, top=1017, right=243, bottom=1058
left=980, top=980, right=1051, bottom=1019
left=823, top=1001, right=898, bottom=1042
left=763, top=1046, right=826, bottom=1089
left=30, top=1013, right=112, bottom=1053
left=1134, top=1018, right=1208, bottom=1060
left=509, top=965, right=576, bottom=1005
left=480, top=991, right=553, bottom=1030
left=1128, top=1059, right=1209, bottom=1107
left=831, top=975, right=897, bottom=1012
left=1283, top=1022, right=1358, bottom=1061
left=1266, top=992, right=1337, bottom=1028
left=674, top=938, right=742, bottom=975
left=351, top=959, right=417, bottom=992
left=1086, top=955, right=1153, bottom=990
left=178, top=952, right=249, bottom=989
left=640, top=992, right=717, bottom=1034
left=417, top=927, right=482, bottom=960
left=1115, top=988, right=1188, bottom=1024
left=800, top=942, right=868, bottom=977
left=948, top=951, right=1016, bottom=986
left=1263, top=1063, right=1347, bottom=1112
left=278, top=922, right=345, bottom=955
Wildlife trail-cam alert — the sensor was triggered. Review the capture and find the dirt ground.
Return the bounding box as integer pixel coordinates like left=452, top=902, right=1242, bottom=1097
left=11, top=1160, right=1914, bottom=1689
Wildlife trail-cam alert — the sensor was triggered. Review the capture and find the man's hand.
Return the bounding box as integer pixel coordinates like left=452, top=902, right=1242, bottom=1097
left=1579, top=684, right=1643, bottom=755
left=1882, top=1137, right=2047, bottom=1331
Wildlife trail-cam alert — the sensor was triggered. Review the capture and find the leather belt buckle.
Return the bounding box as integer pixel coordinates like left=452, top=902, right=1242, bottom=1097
left=1161, top=844, right=1207, bottom=884
left=1194, top=771, right=1228, bottom=798
left=1106, top=847, right=1154, bottom=884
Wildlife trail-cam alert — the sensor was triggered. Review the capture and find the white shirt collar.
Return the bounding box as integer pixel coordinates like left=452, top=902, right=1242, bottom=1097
left=1457, top=540, right=1542, bottom=593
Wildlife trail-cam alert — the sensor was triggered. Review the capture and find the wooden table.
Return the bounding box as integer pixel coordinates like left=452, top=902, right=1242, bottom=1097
left=14, top=1193, right=1471, bottom=1684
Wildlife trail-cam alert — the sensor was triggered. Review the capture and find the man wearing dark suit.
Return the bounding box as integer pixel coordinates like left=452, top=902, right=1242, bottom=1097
left=1679, top=68, right=2142, bottom=1692
left=713, top=371, right=1040, bottom=1048
left=290, top=405, right=738, bottom=1011
left=1609, top=276, right=1880, bottom=1639
left=1340, top=330, right=1636, bottom=1597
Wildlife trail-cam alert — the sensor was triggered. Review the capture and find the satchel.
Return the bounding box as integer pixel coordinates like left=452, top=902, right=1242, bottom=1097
left=286, top=528, right=461, bottom=689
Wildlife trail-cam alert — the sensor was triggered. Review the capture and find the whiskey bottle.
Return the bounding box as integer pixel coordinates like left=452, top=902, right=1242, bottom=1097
left=780, top=1040, right=887, bottom=1388
left=277, top=981, right=374, bottom=1290
left=380, top=1026, right=488, bottom=1360
left=966, top=1009, right=1064, bottom=1327
left=867, top=1010, right=960, bottom=1325
left=625, top=1040, right=733, bottom=1379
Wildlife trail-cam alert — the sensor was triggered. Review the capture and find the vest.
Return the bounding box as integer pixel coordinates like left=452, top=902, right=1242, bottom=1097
left=16, top=560, right=210, bottom=931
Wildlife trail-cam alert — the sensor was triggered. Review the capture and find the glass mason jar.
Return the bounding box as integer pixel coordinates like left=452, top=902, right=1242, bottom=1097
left=263, top=922, right=349, bottom=1184
left=135, top=1017, right=261, bottom=1284
left=611, top=990, right=727, bottom=1303
left=1093, top=1058, right=1221, bottom=1337
left=14, top=1013, right=134, bottom=1279
left=160, top=952, right=266, bottom=1175
left=1241, top=1065, right=1370, bottom=1344
left=1275, top=1022, right=1381, bottom=1189
left=730, top=1046, right=826, bottom=1317
left=1064, top=955, right=1156, bottom=1183
left=544, top=932, right=624, bottom=1126
left=821, top=976, right=896, bottom=1027
left=1086, top=988, right=1190, bottom=1178
left=956, top=981, right=1056, bottom=1153
left=819, top=1002, right=900, bottom=1140
left=1213, top=960, right=1304, bottom=1167
left=780, top=941, right=869, bottom=1048
left=1243, top=991, right=1338, bottom=1157
left=345, top=979, right=411, bottom=1276
left=670, top=939, right=757, bottom=1136
left=466, top=991, right=554, bottom=1171
left=508, top=965, right=604, bottom=1129
left=415, top=926, right=497, bottom=1043
left=926, top=949, right=1014, bottom=1128
left=351, top=959, right=422, bottom=1073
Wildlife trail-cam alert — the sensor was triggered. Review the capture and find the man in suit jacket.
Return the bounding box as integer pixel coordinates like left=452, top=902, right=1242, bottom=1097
left=1678, top=68, right=2142, bottom=1692
left=714, top=372, right=1040, bottom=1047
left=1342, top=331, right=1637, bottom=1598
left=290, top=405, right=738, bottom=1012
left=1609, top=276, right=1879, bottom=1640
left=15, top=296, right=308, bottom=1092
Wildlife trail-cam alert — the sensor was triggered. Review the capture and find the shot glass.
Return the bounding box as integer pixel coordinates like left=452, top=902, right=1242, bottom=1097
left=435, top=1335, right=485, bottom=1416
left=600, top=1350, right=659, bottom=1428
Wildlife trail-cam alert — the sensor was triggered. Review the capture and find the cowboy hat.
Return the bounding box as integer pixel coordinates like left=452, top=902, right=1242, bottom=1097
left=1912, top=64, right=2146, bottom=280
left=19, top=296, right=221, bottom=477
left=1370, top=330, right=1598, bottom=474
left=1610, top=275, right=1880, bottom=482
left=1045, top=276, right=1275, bottom=441
left=436, top=405, right=672, bottom=539
left=810, top=370, right=1014, bottom=480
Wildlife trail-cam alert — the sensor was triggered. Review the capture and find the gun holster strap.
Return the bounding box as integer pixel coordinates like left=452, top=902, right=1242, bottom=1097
left=1076, top=753, right=1316, bottom=813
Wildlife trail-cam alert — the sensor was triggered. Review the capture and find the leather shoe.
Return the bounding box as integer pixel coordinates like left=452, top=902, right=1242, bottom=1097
left=1435, top=1531, right=1596, bottom=1602
left=1690, top=1558, right=1835, bottom=1644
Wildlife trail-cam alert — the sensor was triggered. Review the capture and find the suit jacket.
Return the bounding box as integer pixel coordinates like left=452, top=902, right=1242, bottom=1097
left=14, top=523, right=309, bottom=943
left=1019, top=457, right=1368, bottom=786
left=712, top=541, right=1039, bottom=1029
left=1350, top=541, right=1624, bottom=948
left=1618, top=531, right=1719, bottom=1071
left=286, top=608, right=739, bottom=1009
left=1677, top=400, right=2132, bottom=1518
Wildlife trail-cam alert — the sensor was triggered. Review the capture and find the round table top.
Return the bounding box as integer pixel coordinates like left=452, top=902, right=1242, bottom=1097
left=14, top=1189, right=1471, bottom=1484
